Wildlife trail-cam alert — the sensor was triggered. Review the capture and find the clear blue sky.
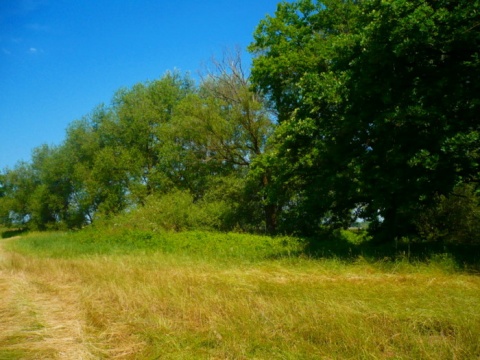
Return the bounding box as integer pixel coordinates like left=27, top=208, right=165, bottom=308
left=0, top=0, right=279, bottom=170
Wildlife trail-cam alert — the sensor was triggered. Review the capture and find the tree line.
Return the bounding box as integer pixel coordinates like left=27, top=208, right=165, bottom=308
left=1, top=0, right=479, bottom=244
left=0, top=53, right=274, bottom=233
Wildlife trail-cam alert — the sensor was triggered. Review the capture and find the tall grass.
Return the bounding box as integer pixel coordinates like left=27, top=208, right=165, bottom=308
left=1, top=229, right=480, bottom=359
left=8, top=229, right=306, bottom=263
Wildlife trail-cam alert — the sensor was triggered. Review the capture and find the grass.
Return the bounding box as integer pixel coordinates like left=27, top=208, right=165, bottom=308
left=7, top=228, right=307, bottom=263
left=1, top=228, right=480, bottom=359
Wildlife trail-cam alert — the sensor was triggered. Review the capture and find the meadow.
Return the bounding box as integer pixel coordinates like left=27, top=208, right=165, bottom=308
left=1, top=228, right=479, bottom=359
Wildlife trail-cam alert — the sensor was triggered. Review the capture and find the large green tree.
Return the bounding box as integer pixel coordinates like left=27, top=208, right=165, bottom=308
left=28, top=144, right=74, bottom=229
left=174, top=51, right=276, bottom=232
left=250, top=0, right=480, bottom=239
left=62, top=105, right=133, bottom=223
left=110, top=71, right=196, bottom=203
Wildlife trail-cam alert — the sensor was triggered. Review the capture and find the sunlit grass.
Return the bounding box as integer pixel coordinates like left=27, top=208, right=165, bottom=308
left=1, top=230, right=480, bottom=358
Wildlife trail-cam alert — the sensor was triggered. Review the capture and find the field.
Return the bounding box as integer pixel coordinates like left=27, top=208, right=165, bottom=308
left=1, top=229, right=479, bottom=359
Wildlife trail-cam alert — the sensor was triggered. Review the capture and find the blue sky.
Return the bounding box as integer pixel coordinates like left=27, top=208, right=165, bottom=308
left=0, top=0, right=279, bottom=170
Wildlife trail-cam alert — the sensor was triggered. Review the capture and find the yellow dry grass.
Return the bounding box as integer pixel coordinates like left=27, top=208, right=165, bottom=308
left=1, top=238, right=480, bottom=359
left=0, top=239, right=99, bottom=359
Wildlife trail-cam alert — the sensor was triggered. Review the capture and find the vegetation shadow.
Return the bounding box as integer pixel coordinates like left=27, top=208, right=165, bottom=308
left=1, top=228, right=27, bottom=239
left=303, top=231, right=480, bottom=272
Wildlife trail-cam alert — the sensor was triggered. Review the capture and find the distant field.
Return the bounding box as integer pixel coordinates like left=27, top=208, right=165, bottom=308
left=1, top=230, right=479, bottom=359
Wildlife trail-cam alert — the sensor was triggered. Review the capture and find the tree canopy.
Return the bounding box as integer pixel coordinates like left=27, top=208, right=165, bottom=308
left=250, top=0, right=480, bottom=239
left=0, top=57, right=275, bottom=233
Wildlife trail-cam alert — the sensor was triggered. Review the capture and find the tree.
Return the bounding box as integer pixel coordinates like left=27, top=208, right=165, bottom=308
left=416, top=183, right=480, bottom=244
left=111, top=71, right=195, bottom=204
left=28, top=144, right=73, bottom=229
left=63, top=114, right=104, bottom=225
left=1, top=144, right=79, bottom=230
left=0, top=172, right=10, bottom=226
left=0, top=173, right=4, bottom=198
left=175, top=49, right=277, bottom=232
left=0, top=162, right=37, bottom=227
left=61, top=105, right=132, bottom=224
left=250, top=0, right=480, bottom=239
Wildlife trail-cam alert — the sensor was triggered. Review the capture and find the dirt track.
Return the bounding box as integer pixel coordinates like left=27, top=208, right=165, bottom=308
left=0, top=238, right=96, bottom=359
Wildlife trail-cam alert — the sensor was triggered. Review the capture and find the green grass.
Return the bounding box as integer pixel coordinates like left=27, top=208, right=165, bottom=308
left=7, top=229, right=306, bottom=263
left=2, top=228, right=480, bottom=359
left=9, top=227, right=479, bottom=272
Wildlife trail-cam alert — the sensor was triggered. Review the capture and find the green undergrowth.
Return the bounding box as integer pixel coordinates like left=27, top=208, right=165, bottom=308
left=6, top=228, right=306, bottom=263
left=5, top=227, right=479, bottom=273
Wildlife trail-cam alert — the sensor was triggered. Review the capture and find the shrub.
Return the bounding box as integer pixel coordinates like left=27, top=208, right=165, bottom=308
left=118, top=190, right=225, bottom=232
left=416, top=184, right=480, bottom=244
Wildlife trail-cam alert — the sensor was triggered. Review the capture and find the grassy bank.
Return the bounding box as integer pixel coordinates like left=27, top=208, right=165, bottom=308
left=1, top=229, right=480, bottom=359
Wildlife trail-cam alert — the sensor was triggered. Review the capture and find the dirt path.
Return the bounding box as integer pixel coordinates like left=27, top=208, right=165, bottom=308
left=0, top=238, right=97, bottom=359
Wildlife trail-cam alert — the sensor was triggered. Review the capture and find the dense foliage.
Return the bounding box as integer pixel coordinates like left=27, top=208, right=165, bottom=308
left=250, top=0, right=480, bottom=240
left=1, top=1, right=479, bottom=244
left=0, top=57, right=274, bottom=233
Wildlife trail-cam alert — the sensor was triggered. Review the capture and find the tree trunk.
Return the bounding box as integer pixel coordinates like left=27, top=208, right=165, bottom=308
left=262, top=173, right=277, bottom=234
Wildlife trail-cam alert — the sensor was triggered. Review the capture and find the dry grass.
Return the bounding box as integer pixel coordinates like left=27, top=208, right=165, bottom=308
left=1, top=234, right=480, bottom=359
left=0, top=240, right=98, bottom=359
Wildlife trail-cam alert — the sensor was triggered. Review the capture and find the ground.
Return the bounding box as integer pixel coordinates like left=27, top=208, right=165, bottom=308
left=0, top=237, right=97, bottom=359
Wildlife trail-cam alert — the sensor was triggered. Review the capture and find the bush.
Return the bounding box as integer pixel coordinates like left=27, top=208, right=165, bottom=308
left=416, top=184, right=480, bottom=244
left=116, top=190, right=226, bottom=232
